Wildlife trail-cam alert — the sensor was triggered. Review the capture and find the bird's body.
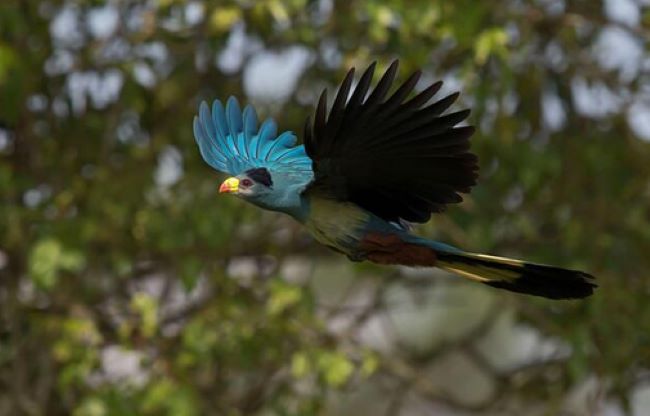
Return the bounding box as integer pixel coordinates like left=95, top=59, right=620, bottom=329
left=195, top=60, right=596, bottom=299
left=301, top=195, right=371, bottom=257
left=299, top=195, right=456, bottom=263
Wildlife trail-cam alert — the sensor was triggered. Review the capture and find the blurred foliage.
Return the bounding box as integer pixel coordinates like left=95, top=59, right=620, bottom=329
left=1, top=0, right=650, bottom=415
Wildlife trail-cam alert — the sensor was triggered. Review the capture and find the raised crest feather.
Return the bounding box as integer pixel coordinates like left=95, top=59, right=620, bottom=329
left=193, top=97, right=313, bottom=176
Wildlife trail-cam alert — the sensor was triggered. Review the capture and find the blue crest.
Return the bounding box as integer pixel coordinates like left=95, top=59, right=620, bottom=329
left=193, top=97, right=313, bottom=176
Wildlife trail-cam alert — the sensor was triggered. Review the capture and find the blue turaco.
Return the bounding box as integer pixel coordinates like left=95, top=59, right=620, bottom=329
left=193, top=60, right=596, bottom=299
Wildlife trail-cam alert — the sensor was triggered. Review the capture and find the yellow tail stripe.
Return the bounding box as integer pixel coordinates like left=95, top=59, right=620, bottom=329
left=439, top=252, right=523, bottom=283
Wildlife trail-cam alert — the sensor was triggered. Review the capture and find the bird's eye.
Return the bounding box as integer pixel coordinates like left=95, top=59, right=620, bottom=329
left=241, top=178, right=253, bottom=187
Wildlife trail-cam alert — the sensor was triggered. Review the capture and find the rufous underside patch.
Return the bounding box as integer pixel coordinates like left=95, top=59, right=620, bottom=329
left=359, top=233, right=437, bottom=266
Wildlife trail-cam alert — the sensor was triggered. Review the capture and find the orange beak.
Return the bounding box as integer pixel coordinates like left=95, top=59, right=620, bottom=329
left=219, top=177, right=239, bottom=194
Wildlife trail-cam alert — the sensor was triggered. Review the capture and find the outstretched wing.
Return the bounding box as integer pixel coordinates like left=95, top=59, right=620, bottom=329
left=303, top=60, right=478, bottom=224
left=193, top=97, right=313, bottom=176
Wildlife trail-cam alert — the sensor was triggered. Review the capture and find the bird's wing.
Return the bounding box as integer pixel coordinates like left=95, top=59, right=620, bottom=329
left=193, top=97, right=313, bottom=176
left=303, top=60, right=479, bottom=224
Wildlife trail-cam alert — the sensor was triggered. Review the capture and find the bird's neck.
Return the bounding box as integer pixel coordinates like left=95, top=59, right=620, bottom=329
left=282, top=194, right=311, bottom=222
left=253, top=171, right=312, bottom=221
left=251, top=191, right=310, bottom=222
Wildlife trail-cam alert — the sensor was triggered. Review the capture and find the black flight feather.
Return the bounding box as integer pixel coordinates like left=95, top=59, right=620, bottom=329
left=304, top=60, right=478, bottom=223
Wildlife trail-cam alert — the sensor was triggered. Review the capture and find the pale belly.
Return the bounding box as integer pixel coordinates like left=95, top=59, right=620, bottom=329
left=302, top=198, right=369, bottom=256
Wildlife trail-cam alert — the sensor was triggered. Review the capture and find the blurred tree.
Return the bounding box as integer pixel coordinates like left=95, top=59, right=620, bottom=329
left=1, top=0, right=650, bottom=415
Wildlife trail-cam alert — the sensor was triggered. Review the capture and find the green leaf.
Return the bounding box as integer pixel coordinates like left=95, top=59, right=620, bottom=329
left=267, top=280, right=302, bottom=315
left=474, top=27, right=509, bottom=64
left=209, top=6, right=241, bottom=33
left=0, top=43, right=17, bottom=84
left=29, top=238, right=62, bottom=289
left=291, top=352, right=311, bottom=378
left=180, top=257, right=202, bottom=291
left=131, top=293, right=159, bottom=338
left=317, top=351, right=354, bottom=388
left=28, top=238, right=86, bottom=290
left=73, top=397, right=107, bottom=416
left=360, top=350, right=379, bottom=378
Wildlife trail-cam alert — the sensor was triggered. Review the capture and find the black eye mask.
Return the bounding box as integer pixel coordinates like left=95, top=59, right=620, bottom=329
left=245, top=167, right=273, bottom=187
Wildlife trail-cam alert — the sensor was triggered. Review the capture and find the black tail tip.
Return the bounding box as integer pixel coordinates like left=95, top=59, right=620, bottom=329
left=484, top=264, right=597, bottom=300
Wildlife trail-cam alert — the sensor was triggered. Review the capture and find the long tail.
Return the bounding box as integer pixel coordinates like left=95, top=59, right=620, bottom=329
left=362, top=234, right=597, bottom=299
left=435, top=248, right=596, bottom=299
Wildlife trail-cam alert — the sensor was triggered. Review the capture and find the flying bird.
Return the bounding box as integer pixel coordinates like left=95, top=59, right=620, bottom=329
left=193, top=60, right=596, bottom=299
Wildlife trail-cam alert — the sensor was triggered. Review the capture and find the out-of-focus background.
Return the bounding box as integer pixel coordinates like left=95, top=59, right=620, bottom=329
left=1, top=0, right=649, bottom=415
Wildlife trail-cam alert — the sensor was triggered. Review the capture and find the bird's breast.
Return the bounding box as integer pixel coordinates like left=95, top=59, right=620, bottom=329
left=303, top=197, right=370, bottom=255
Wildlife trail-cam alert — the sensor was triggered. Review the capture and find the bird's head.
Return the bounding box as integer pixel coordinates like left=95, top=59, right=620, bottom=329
left=218, top=166, right=308, bottom=218
left=219, top=167, right=276, bottom=207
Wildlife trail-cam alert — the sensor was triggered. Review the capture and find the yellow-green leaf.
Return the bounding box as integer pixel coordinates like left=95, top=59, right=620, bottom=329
left=474, top=28, right=509, bottom=65
left=131, top=293, right=159, bottom=338
left=209, top=6, right=241, bottom=33
left=291, top=352, right=310, bottom=378
left=29, top=238, right=63, bottom=289
left=267, top=281, right=302, bottom=315
left=318, top=351, right=354, bottom=387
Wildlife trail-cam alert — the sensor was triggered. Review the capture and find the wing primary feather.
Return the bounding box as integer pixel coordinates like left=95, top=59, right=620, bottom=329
left=325, top=67, right=355, bottom=142
left=400, top=81, right=445, bottom=112
left=316, top=90, right=328, bottom=128
left=302, top=62, right=477, bottom=224
left=408, top=105, right=470, bottom=131
left=363, top=60, right=398, bottom=110
left=303, top=115, right=314, bottom=157
left=380, top=108, right=472, bottom=145
left=345, top=61, right=375, bottom=114
left=422, top=92, right=461, bottom=116
left=433, top=108, right=471, bottom=128
left=314, top=89, right=328, bottom=154
left=378, top=70, right=422, bottom=114
left=337, top=62, right=377, bottom=141
left=369, top=84, right=453, bottom=142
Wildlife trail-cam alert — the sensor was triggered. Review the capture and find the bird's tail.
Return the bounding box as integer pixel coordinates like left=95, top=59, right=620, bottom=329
left=433, top=248, right=596, bottom=299
left=364, top=234, right=597, bottom=299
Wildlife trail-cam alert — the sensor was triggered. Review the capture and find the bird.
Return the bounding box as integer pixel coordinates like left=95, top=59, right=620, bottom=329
left=193, top=60, right=596, bottom=299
